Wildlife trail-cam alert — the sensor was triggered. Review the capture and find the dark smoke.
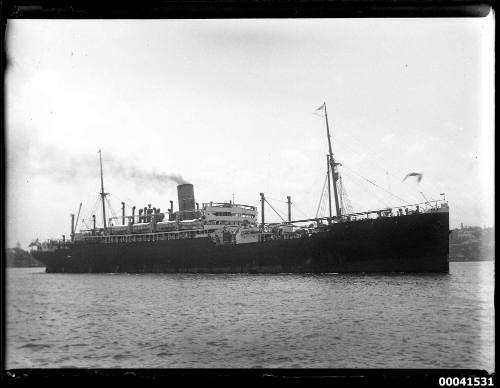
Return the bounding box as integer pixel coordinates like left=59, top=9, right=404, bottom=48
left=107, top=161, right=189, bottom=186
left=8, top=132, right=189, bottom=189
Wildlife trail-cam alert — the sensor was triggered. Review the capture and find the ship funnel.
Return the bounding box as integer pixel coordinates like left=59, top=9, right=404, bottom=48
left=177, top=184, right=195, bottom=212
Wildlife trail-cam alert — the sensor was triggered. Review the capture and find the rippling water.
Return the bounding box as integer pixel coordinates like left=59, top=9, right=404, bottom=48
left=6, top=262, right=494, bottom=370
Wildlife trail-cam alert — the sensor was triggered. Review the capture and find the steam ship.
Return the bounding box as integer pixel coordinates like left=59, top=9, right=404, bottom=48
left=30, top=104, right=450, bottom=273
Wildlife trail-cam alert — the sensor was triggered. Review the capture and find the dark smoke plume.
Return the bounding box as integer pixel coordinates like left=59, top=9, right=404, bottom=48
left=8, top=132, right=189, bottom=189
left=106, top=161, right=189, bottom=186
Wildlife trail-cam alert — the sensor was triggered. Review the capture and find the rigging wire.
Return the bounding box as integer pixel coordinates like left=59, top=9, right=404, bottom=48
left=329, top=128, right=440, bottom=202
left=286, top=160, right=325, bottom=218
left=264, top=198, right=286, bottom=223
left=319, top=189, right=328, bottom=218
left=317, top=191, right=325, bottom=218
left=339, top=176, right=354, bottom=214
left=419, top=191, right=433, bottom=208
left=338, top=177, right=345, bottom=213
left=266, top=196, right=289, bottom=204
left=80, top=196, right=99, bottom=231
left=341, top=164, right=411, bottom=205
left=87, top=196, right=100, bottom=221
left=105, top=197, right=118, bottom=221
left=336, top=171, right=353, bottom=215
left=315, top=172, right=328, bottom=219
left=334, top=131, right=407, bottom=180
left=340, top=133, right=442, bottom=201
left=74, top=202, right=83, bottom=232
left=87, top=183, right=103, bottom=219
left=268, top=190, right=318, bottom=220
left=80, top=219, right=91, bottom=230
left=341, top=169, right=393, bottom=210
left=291, top=203, right=310, bottom=219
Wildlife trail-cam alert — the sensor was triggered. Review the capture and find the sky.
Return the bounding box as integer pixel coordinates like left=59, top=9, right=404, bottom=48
left=5, top=16, right=495, bottom=249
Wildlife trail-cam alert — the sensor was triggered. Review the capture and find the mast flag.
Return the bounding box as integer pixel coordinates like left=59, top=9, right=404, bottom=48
left=316, top=103, right=326, bottom=111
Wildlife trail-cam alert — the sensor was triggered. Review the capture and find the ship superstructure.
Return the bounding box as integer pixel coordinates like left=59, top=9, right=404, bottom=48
left=68, top=183, right=260, bottom=245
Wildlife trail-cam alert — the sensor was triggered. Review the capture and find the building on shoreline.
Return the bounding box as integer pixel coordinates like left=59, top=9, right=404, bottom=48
left=449, top=225, right=495, bottom=261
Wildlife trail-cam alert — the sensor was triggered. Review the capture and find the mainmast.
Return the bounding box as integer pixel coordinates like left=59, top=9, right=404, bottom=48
left=326, top=155, right=332, bottom=219
left=98, top=150, right=108, bottom=232
left=323, top=102, right=341, bottom=217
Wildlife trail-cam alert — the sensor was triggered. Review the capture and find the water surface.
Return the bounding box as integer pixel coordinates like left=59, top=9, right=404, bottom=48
left=6, top=262, right=494, bottom=370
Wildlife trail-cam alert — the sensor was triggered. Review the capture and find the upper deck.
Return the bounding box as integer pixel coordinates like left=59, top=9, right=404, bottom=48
left=202, top=202, right=258, bottom=229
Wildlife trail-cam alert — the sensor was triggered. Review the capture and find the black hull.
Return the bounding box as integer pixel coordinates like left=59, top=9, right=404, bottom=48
left=33, top=212, right=449, bottom=274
